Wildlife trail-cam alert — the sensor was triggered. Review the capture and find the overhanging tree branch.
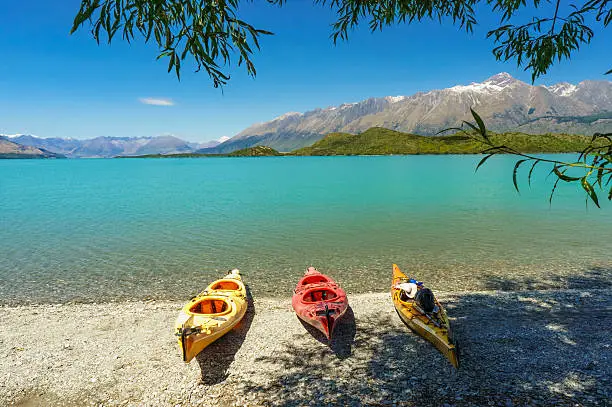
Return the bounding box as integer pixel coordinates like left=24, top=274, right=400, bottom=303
left=441, top=109, right=612, bottom=208
left=71, top=0, right=611, bottom=84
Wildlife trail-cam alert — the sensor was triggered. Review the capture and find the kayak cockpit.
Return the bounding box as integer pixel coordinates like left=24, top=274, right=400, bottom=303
left=208, top=280, right=241, bottom=291
left=302, top=288, right=338, bottom=303
left=189, top=298, right=231, bottom=315
left=300, top=275, right=331, bottom=286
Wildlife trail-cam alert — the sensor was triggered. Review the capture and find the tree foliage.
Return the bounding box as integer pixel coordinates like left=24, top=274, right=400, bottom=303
left=488, top=0, right=612, bottom=81
left=71, top=0, right=277, bottom=86
left=72, top=0, right=611, bottom=86
left=442, top=109, right=612, bottom=208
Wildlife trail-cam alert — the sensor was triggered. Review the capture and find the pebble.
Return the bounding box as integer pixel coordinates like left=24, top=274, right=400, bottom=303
left=1, top=291, right=611, bottom=406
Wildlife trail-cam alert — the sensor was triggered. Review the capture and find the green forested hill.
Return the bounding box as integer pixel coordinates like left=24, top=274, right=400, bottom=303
left=291, top=127, right=601, bottom=156
left=118, top=145, right=281, bottom=158
left=122, top=128, right=602, bottom=158
left=228, top=146, right=281, bottom=156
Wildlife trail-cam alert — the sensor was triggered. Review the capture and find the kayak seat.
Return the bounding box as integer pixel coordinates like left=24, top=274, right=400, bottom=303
left=301, top=275, right=330, bottom=286
left=209, top=280, right=240, bottom=291
left=189, top=298, right=230, bottom=315
left=302, top=289, right=338, bottom=303
left=399, top=291, right=412, bottom=302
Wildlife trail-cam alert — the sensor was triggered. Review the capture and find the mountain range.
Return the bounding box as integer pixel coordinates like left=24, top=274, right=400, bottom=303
left=3, top=72, right=611, bottom=157
left=203, top=72, right=612, bottom=153
left=0, top=135, right=223, bottom=158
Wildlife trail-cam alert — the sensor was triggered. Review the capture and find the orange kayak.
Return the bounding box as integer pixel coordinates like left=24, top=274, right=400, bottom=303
left=292, top=267, right=348, bottom=340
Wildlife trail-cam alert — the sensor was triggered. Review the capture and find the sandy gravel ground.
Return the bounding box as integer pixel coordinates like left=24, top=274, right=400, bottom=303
left=1, top=289, right=610, bottom=407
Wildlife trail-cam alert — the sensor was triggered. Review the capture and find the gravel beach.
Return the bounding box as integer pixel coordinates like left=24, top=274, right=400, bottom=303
left=1, top=289, right=610, bottom=407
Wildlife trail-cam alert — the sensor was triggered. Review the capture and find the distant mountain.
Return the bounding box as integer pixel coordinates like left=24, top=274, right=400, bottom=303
left=206, top=73, right=612, bottom=153
left=5, top=135, right=215, bottom=158
left=191, top=140, right=218, bottom=150
left=4, top=135, right=82, bottom=157
left=0, top=137, right=64, bottom=158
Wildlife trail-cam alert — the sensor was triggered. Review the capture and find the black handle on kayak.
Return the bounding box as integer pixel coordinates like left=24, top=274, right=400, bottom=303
left=181, top=328, right=188, bottom=362
left=325, top=305, right=332, bottom=332
left=315, top=307, right=336, bottom=316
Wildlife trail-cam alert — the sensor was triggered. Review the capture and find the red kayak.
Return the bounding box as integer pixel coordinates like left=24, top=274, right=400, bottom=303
left=292, top=267, right=348, bottom=340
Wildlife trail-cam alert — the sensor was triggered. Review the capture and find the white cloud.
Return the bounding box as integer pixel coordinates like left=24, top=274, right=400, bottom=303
left=217, top=136, right=231, bottom=143
left=139, top=97, right=175, bottom=106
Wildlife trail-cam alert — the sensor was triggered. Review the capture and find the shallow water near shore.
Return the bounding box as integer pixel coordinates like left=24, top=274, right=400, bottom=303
left=1, top=155, right=610, bottom=304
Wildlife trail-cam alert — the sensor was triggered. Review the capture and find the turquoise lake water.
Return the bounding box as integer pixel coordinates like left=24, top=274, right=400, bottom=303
left=1, top=155, right=610, bottom=304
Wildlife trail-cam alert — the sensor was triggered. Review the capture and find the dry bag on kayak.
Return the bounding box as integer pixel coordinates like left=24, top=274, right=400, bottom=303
left=415, top=288, right=435, bottom=313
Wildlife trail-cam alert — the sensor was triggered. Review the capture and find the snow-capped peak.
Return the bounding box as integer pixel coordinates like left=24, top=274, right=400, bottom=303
left=484, top=72, right=516, bottom=87
left=544, top=82, right=578, bottom=97
left=448, top=72, right=520, bottom=94
left=448, top=82, right=504, bottom=93
left=385, top=96, right=407, bottom=103
left=339, top=102, right=358, bottom=109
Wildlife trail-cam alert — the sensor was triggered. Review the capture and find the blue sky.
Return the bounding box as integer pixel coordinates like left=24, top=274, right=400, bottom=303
left=0, top=1, right=610, bottom=142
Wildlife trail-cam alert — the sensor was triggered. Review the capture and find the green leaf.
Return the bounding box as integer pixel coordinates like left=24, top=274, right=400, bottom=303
left=596, top=165, right=605, bottom=188
left=549, top=178, right=561, bottom=205
left=470, top=108, right=489, bottom=143
left=513, top=159, right=527, bottom=193
left=528, top=159, right=540, bottom=186
left=166, top=50, right=176, bottom=73
left=461, top=120, right=480, bottom=133
left=553, top=166, right=582, bottom=182
left=175, top=53, right=181, bottom=81
left=581, top=177, right=600, bottom=208
left=475, top=153, right=494, bottom=173
left=70, top=2, right=100, bottom=34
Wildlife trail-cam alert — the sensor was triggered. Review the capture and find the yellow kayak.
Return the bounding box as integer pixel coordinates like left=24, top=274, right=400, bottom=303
left=175, top=269, right=247, bottom=363
left=391, top=264, right=459, bottom=368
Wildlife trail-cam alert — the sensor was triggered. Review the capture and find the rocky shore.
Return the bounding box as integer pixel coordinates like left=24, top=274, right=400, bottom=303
left=1, top=289, right=610, bottom=407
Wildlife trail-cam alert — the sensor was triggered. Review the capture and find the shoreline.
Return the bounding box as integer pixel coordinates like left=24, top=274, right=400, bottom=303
left=2, top=289, right=610, bottom=406
left=3, top=260, right=610, bottom=307
left=115, top=151, right=582, bottom=159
